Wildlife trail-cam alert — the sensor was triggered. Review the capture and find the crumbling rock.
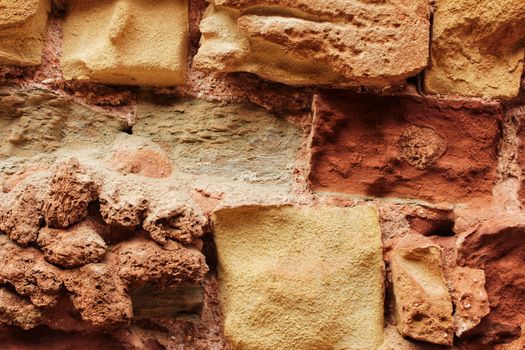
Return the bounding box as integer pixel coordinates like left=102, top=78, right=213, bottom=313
left=391, top=234, right=454, bottom=346
left=37, top=220, right=107, bottom=269
left=0, top=287, right=42, bottom=330
left=116, top=238, right=208, bottom=287
left=0, top=0, right=51, bottom=66
left=43, top=159, right=98, bottom=229
left=63, top=261, right=133, bottom=328
left=0, top=235, right=62, bottom=307
left=98, top=187, right=148, bottom=229
left=194, top=0, right=430, bottom=87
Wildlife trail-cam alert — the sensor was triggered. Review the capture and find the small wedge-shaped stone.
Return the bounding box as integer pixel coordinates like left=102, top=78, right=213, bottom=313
left=425, top=0, right=525, bottom=99
left=0, top=0, right=51, bottom=65
left=62, top=0, right=188, bottom=86
left=213, top=205, right=384, bottom=350
left=391, top=235, right=454, bottom=346
left=194, top=0, right=430, bottom=87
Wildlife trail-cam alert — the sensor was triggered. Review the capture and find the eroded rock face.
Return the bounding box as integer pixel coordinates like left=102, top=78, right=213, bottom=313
left=213, top=205, right=384, bottom=350
left=62, top=0, right=189, bottom=86
left=37, top=220, right=107, bottom=269
left=0, top=287, right=42, bottom=330
left=0, top=0, right=51, bottom=66
left=194, top=0, right=430, bottom=87
left=458, top=215, right=525, bottom=345
left=425, top=0, right=525, bottom=99
left=309, top=92, right=502, bottom=204
left=391, top=235, right=454, bottom=346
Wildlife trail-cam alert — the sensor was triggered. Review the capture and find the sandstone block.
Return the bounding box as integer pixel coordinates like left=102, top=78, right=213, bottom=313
left=391, top=235, right=454, bottom=346
left=425, top=0, right=525, bottom=99
left=212, top=205, right=384, bottom=350
left=194, top=0, right=430, bottom=87
left=309, top=92, right=502, bottom=204
left=135, top=98, right=302, bottom=186
left=0, top=0, right=51, bottom=66
left=0, top=287, right=41, bottom=330
left=62, top=0, right=189, bottom=86
left=37, top=221, right=107, bottom=269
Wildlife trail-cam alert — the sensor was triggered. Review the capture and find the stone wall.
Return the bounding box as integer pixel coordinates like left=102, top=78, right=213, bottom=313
left=0, top=0, right=524, bottom=349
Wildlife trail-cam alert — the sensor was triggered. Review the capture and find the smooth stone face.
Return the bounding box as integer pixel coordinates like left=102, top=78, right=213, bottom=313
left=194, top=0, right=430, bottom=87
left=391, top=235, right=454, bottom=346
left=425, top=0, right=525, bottom=99
left=213, top=205, right=384, bottom=350
left=62, top=0, right=188, bottom=86
left=308, top=92, right=502, bottom=204
left=0, top=0, right=51, bottom=66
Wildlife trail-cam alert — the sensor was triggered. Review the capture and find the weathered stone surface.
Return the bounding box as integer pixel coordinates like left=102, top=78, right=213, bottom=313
left=0, top=235, right=63, bottom=307
left=62, top=0, right=189, bottom=86
left=309, top=92, right=502, bottom=204
left=135, top=98, right=302, bottom=185
left=425, top=0, right=525, bottom=99
left=0, top=0, right=51, bottom=66
left=458, top=215, right=525, bottom=345
left=0, top=287, right=41, bottom=330
left=213, top=205, right=384, bottom=350
left=43, top=159, right=98, bottom=229
left=63, top=262, right=132, bottom=328
left=116, top=238, right=208, bottom=287
left=37, top=220, right=107, bottom=269
left=194, top=0, right=430, bottom=87
left=0, top=86, right=127, bottom=160
left=445, top=266, right=489, bottom=337
left=391, top=235, right=454, bottom=346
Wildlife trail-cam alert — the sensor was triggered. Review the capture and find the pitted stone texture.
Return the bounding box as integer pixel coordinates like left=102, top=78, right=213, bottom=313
left=0, top=86, right=127, bottom=160
left=458, top=215, right=525, bottom=345
left=0, top=235, right=63, bottom=308
left=445, top=266, right=489, bottom=337
left=425, top=0, right=525, bottom=99
left=37, top=221, right=107, bottom=269
left=309, top=92, right=502, bottom=204
left=63, top=262, right=132, bottom=328
left=116, top=238, right=208, bottom=287
left=391, top=235, right=454, bottom=346
left=62, top=0, right=189, bottom=86
left=135, top=98, right=302, bottom=186
left=43, top=159, right=98, bottom=229
left=0, top=0, right=51, bottom=66
left=194, top=0, right=429, bottom=87
left=213, top=205, right=384, bottom=350
left=0, top=287, right=42, bottom=330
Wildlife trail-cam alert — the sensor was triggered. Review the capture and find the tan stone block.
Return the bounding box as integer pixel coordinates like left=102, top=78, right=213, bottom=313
left=0, top=0, right=51, bottom=66
left=62, top=0, right=188, bottom=86
left=425, top=0, right=525, bottom=99
left=391, top=235, right=454, bottom=346
left=194, top=0, right=430, bottom=87
left=213, top=205, right=384, bottom=350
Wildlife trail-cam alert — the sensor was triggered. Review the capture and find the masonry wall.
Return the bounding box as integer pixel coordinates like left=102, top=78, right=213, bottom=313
left=0, top=1, right=524, bottom=349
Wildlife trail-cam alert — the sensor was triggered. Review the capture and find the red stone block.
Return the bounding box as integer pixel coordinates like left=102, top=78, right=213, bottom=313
left=309, top=92, right=502, bottom=204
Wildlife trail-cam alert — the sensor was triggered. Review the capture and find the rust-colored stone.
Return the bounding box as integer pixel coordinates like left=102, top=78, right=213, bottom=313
left=309, top=92, right=502, bottom=204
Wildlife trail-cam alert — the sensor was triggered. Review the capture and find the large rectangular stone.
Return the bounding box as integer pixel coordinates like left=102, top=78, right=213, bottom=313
left=213, top=205, right=384, bottom=350
left=309, top=92, right=502, bottom=204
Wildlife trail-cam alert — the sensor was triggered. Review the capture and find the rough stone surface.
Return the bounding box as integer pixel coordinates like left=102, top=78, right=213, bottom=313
left=458, top=215, right=525, bottom=345
left=0, top=0, right=51, bottom=66
left=445, top=266, right=490, bottom=337
left=425, top=0, right=525, bottom=99
left=37, top=220, right=107, bottom=268
left=135, top=97, right=303, bottom=186
left=116, top=237, right=208, bottom=287
left=309, top=92, right=502, bottom=204
left=194, top=0, right=430, bottom=87
left=0, top=287, right=41, bottom=330
left=391, top=234, right=454, bottom=346
left=213, top=205, right=384, bottom=350
left=62, top=0, right=189, bottom=86
left=43, top=159, right=98, bottom=229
